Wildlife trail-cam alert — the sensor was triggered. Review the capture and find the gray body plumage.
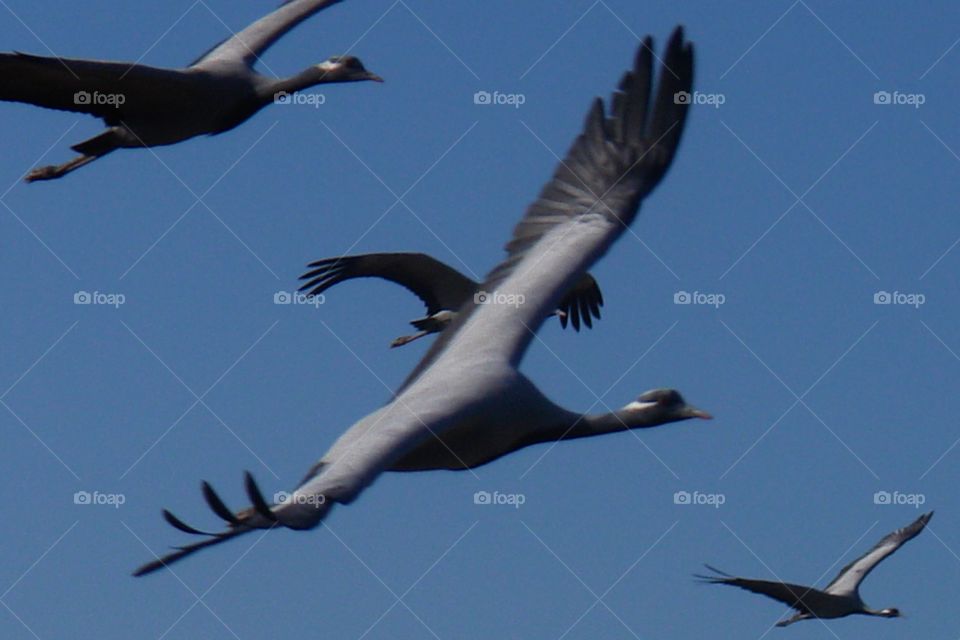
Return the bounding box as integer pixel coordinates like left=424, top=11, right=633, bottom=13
left=135, top=28, right=699, bottom=576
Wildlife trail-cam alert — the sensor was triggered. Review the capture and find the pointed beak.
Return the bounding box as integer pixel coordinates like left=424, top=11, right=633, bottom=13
left=365, top=71, right=384, bottom=83
left=686, top=406, right=713, bottom=420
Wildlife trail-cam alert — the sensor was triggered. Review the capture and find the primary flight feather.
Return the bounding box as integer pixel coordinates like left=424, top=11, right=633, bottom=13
left=135, top=27, right=700, bottom=577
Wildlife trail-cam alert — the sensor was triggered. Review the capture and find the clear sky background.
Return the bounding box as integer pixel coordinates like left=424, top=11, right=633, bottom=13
left=1, top=1, right=958, bottom=638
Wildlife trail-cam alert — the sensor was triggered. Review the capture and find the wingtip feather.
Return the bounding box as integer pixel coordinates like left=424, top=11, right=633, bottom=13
left=202, top=481, right=241, bottom=525
left=245, top=471, right=278, bottom=522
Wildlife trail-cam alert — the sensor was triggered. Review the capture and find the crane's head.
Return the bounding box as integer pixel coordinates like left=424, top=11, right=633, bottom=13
left=315, top=56, right=383, bottom=83
left=621, top=388, right=712, bottom=426
left=877, top=608, right=902, bottom=618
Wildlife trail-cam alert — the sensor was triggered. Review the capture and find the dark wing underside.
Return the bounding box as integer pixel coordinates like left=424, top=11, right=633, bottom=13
left=697, top=566, right=830, bottom=613
left=299, top=252, right=605, bottom=332
left=0, top=52, right=194, bottom=121
left=397, top=28, right=693, bottom=392
left=298, top=252, right=479, bottom=315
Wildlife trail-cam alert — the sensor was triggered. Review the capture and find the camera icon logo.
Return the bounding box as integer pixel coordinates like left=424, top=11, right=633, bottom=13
left=274, top=91, right=292, bottom=104
left=273, top=491, right=291, bottom=504
left=74, top=491, right=92, bottom=505
left=74, top=291, right=92, bottom=304
left=673, top=291, right=691, bottom=304
left=473, top=490, right=492, bottom=505
left=674, top=91, right=691, bottom=105
left=673, top=490, right=691, bottom=505
left=873, top=291, right=891, bottom=305
left=74, top=91, right=91, bottom=105
left=474, top=291, right=490, bottom=305
left=873, top=91, right=891, bottom=105
left=473, top=90, right=492, bottom=105
left=873, top=490, right=892, bottom=505
left=274, top=291, right=292, bottom=304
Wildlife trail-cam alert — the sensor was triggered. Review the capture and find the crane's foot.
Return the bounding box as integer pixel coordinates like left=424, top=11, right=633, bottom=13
left=390, top=331, right=429, bottom=348
left=24, top=154, right=96, bottom=183
left=24, top=165, right=62, bottom=182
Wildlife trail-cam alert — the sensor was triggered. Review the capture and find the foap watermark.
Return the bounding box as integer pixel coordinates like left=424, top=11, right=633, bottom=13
left=74, top=490, right=126, bottom=508
left=874, top=490, right=925, bottom=508
left=274, top=291, right=325, bottom=308
left=74, top=90, right=125, bottom=108
left=74, top=290, right=125, bottom=308
left=274, top=491, right=326, bottom=507
left=273, top=91, right=326, bottom=108
left=674, top=290, right=725, bottom=308
left=873, top=290, right=925, bottom=308
left=873, top=90, right=925, bottom=108
left=674, top=90, right=725, bottom=108
left=473, top=90, right=526, bottom=108
left=474, top=290, right=525, bottom=308
left=673, top=490, right=725, bottom=508
left=473, top=490, right=525, bottom=509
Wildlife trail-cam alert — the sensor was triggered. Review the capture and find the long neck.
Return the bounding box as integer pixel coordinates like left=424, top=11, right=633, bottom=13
left=575, top=408, right=671, bottom=438
left=258, top=67, right=332, bottom=102
left=521, top=406, right=669, bottom=448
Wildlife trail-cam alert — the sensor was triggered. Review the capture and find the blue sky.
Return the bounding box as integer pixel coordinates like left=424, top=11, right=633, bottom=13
left=1, top=1, right=958, bottom=638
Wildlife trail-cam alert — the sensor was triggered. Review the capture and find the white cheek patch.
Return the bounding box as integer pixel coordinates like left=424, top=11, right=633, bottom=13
left=624, top=400, right=658, bottom=411
left=317, top=60, right=340, bottom=72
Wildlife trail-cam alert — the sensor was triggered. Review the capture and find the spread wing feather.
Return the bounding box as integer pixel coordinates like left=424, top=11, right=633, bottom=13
left=399, top=28, right=693, bottom=392
left=298, top=253, right=478, bottom=315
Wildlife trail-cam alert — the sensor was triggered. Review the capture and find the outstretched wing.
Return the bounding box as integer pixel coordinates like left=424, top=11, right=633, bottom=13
left=399, top=28, right=693, bottom=392
left=0, top=52, right=189, bottom=120
left=192, top=0, right=344, bottom=67
left=137, top=28, right=693, bottom=576
left=696, top=565, right=828, bottom=613
left=298, top=253, right=479, bottom=316
left=135, top=390, right=466, bottom=576
left=134, top=469, right=334, bottom=576
left=300, top=254, right=605, bottom=332
left=824, top=511, right=933, bottom=596
left=557, top=272, right=604, bottom=331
